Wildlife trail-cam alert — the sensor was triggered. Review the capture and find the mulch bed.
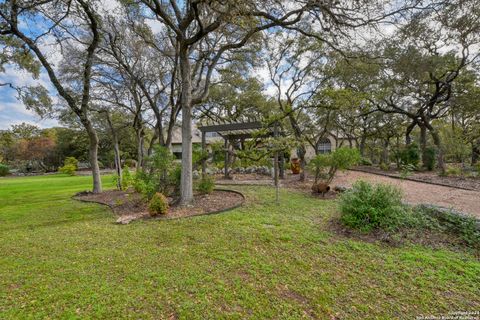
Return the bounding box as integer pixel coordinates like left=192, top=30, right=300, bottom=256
left=74, top=189, right=244, bottom=224
left=354, top=165, right=480, bottom=191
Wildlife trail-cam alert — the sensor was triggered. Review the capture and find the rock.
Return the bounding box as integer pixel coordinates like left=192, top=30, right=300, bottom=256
left=334, top=185, right=348, bottom=193
left=192, top=170, right=200, bottom=180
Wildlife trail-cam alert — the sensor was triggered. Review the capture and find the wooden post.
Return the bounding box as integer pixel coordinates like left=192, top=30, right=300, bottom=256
left=279, top=151, right=285, bottom=179
left=274, top=123, right=279, bottom=203
left=224, top=137, right=229, bottom=179
left=201, top=131, right=206, bottom=179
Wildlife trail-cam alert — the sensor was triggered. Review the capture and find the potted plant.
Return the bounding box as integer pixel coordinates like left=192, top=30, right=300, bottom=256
left=291, top=157, right=300, bottom=174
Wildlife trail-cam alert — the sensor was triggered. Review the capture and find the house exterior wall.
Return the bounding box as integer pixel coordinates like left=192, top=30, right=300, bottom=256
left=290, top=135, right=357, bottom=161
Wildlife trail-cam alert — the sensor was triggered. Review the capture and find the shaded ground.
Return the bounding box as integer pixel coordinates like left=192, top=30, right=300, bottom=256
left=75, top=189, right=244, bottom=223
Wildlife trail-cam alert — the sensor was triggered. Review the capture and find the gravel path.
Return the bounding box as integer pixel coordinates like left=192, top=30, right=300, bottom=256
left=332, top=171, right=480, bottom=218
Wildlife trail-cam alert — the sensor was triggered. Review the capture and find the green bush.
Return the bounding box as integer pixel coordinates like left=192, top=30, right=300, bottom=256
left=124, top=159, right=137, bottom=168
left=197, top=176, right=215, bottom=194
left=0, top=163, right=9, bottom=176
left=379, top=163, right=389, bottom=171
left=339, top=180, right=410, bottom=232
left=445, top=166, right=461, bottom=176
left=423, top=147, right=436, bottom=171
left=59, top=164, right=76, bottom=176
left=400, top=163, right=416, bottom=179
left=64, top=157, right=79, bottom=169
left=59, top=157, right=78, bottom=176
left=148, top=192, right=169, bottom=216
left=121, top=165, right=133, bottom=190
left=308, top=147, right=361, bottom=184
left=398, top=143, right=420, bottom=168
left=133, top=146, right=181, bottom=199
left=360, top=157, right=373, bottom=166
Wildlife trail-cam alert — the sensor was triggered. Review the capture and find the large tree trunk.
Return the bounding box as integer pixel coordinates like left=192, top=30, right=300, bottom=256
left=84, top=120, right=102, bottom=193
left=405, top=121, right=416, bottom=145
left=428, top=127, right=446, bottom=174
left=359, top=135, right=367, bottom=157
left=419, top=124, right=427, bottom=167
left=136, top=128, right=145, bottom=171
left=381, top=138, right=390, bottom=165
left=297, top=145, right=307, bottom=182
left=179, top=47, right=194, bottom=204
left=105, top=112, right=122, bottom=190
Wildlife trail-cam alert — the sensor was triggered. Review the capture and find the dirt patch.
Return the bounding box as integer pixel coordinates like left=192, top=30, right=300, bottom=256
left=74, top=189, right=244, bottom=223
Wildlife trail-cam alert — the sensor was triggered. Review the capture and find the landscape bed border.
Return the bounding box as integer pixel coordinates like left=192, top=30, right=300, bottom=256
left=72, top=188, right=246, bottom=221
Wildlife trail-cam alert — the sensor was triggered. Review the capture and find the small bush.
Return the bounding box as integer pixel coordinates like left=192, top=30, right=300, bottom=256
left=379, top=163, right=389, bottom=171
left=59, top=157, right=78, bottom=176
left=308, top=147, right=361, bottom=184
left=423, top=147, right=436, bottom=171
left=339, top=180, right=410, bottom=232
left=0, top=163, right=9, bottom=176
left=148, top=192, right=169, bottom=216
left=124, top=159, right=137, bottom=168
left=59, top=164, right=76, bottom=176
left=400, top=163, right=416, bottom=179
left=445, top=166, right=461, bottom=176
left=121, top=165, right=132, bottom=190
left=64, top=157, right=79, bottom=169
left=360, top=157, right=372, bottom=166
left=475, top=162, right=480, bottom=174
left=197, top=176, right=215, bottom=194
left=398, top=143, right=420, bottom=168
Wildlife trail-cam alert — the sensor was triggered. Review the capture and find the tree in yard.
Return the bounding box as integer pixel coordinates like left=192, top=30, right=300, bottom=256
left=0, top=0, right=104, bottom=192
left=129, top=0, right=426, bottom=203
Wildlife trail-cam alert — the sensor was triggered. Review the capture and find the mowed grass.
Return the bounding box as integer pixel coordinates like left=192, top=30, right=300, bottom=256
left=0, top=175, right=479, bottom=319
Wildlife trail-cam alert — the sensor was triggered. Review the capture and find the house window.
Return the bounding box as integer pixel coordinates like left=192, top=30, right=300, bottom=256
left=317, top=138, right=332, bottom=154
left=206, top=132, right=220, bottom=138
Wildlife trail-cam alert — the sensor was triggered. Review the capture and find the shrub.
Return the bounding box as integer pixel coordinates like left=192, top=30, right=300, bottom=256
left=308, top=147, right=361, bottom=184
left=445, top=166, right=461, bottom=176
left=0, top=163, right=9, bottom=176
left=360, top=157, right=373, bottom=166
left=124, top=159, right=137, bottom=168
left=398, top=143, right=420, bottom=168
left=379, top=163, right=389, bottom=171
left=121, top=165, right=133, bottom=190
left=197, top=176, right=215, bottom=194
left=148, top=192, right=169, bottom=216
left=59, top=157, right=78, bottom=176
left=59, top=164, right=76, bottom=176
left=64, top=157, right=79, bottom=169
left=423, top=147, right=436, bottom=171
left=339, top=180, right=410, bottom=232
left=400, top=163, right=416, bottom=179
left=476, top=162, right=480, bottom=174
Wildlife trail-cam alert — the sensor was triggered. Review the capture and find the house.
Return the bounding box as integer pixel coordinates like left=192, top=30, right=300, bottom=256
left=292, top=132, right=357, bottom=161
left=169, top=124, right=222, bottom=159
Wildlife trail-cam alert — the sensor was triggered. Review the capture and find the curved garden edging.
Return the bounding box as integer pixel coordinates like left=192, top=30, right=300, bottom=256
left=72, top=188, right=246, bottom=223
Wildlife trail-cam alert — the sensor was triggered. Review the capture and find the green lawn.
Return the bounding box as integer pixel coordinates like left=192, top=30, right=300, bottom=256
left=0, top=175, right=479, bottom=319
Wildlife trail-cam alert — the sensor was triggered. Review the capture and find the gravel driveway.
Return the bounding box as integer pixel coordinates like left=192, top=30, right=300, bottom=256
left=333, top=171, right=480, bottom=218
